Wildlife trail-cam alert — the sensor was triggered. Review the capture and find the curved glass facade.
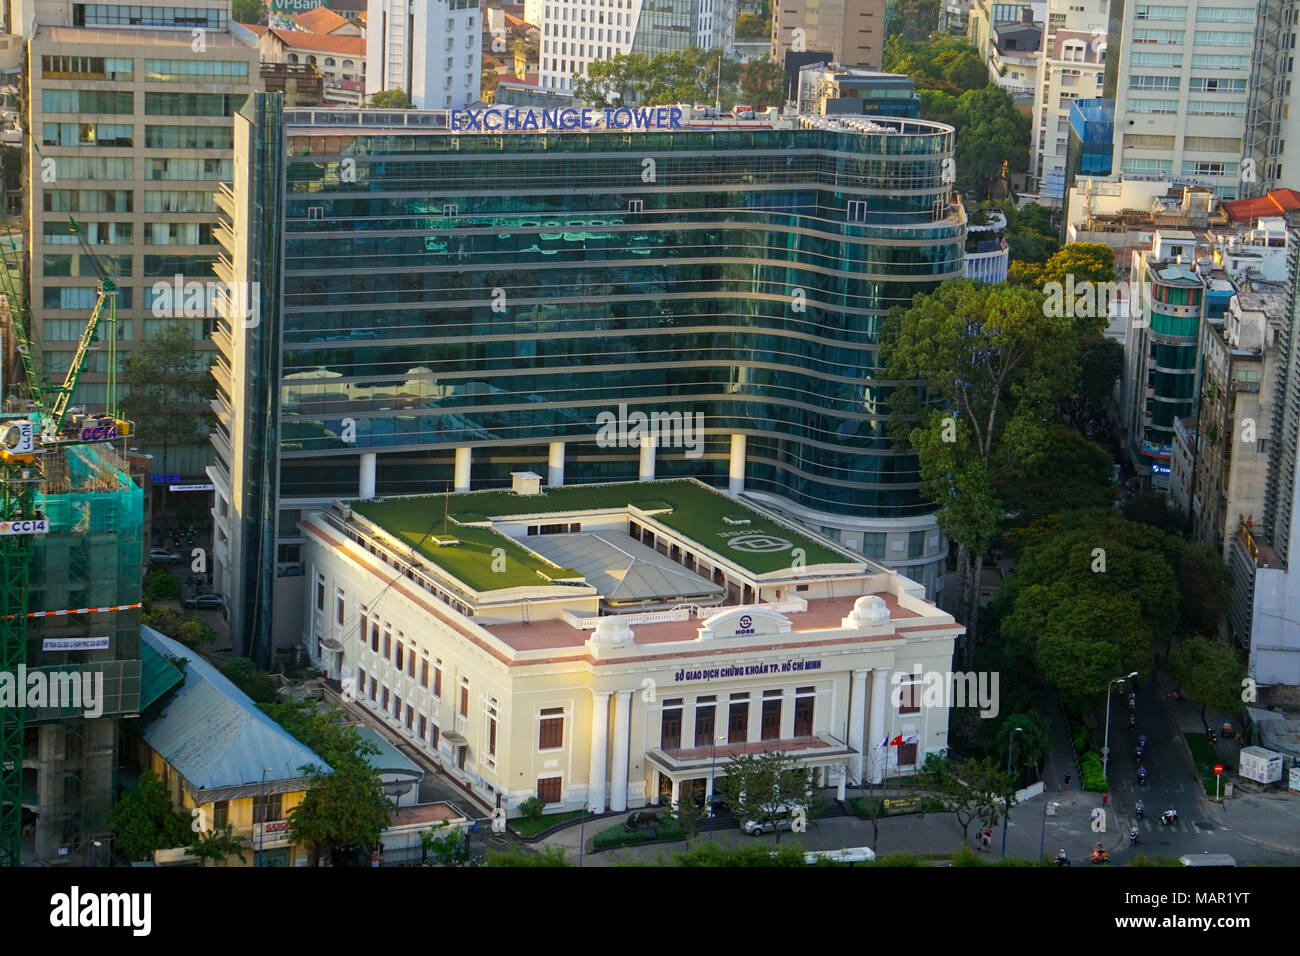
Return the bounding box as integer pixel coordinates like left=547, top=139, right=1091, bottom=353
left=267, top=116, right=963, bottom=519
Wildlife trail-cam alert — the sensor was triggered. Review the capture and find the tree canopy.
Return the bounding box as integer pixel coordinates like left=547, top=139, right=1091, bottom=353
left=1169, top=636, right=1246, bottom=728
left=108, top=769, right=193, bottom=861
left=572, top=48, right=741, bottom=108
left=882, top=279, right=1077, bottom=652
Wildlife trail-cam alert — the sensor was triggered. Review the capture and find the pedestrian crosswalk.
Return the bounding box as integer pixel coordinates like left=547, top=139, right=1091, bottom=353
left=1125, top=818, right=1224, bottom=834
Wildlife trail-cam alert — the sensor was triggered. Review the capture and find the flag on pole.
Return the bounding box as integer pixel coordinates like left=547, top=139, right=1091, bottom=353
left=902, top=733, right=919, bottom=745
left=888, top=735, right=903, bottom=746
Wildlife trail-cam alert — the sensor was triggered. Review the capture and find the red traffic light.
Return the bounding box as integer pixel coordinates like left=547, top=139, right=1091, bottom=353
left=1214, top=764, right=1223, bottom=775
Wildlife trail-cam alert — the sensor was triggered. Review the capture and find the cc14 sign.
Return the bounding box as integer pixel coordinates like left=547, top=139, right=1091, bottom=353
left=0, top=518, right=49, bottom=536
left=80, top=423, right=118, bottom=441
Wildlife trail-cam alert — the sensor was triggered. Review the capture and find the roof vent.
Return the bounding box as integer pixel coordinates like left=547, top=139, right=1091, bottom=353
left=511, top=471, right=543, bottom=496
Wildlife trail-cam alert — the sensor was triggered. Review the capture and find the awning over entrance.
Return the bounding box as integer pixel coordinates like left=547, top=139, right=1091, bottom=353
left=320, top=637, right=344, bottom=652
left=644, top=734, right=854, bottom=781
left=442, top=730, right=468, bottom=747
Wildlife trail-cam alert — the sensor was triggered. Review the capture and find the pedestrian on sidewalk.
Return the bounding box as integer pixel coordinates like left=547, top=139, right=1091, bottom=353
left=1063, top=772, right=1071, bottom=791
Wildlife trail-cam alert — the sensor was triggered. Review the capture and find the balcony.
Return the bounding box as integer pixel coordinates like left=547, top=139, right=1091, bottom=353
left=646, top=733, right=852, bottom=777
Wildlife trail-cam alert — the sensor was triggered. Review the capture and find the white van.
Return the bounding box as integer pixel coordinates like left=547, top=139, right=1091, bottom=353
left=1179, top=853, right=1236, bottom=867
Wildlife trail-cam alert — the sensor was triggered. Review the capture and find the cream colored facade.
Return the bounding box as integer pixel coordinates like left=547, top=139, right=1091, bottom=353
left=1030, top=0, right=1107, bottom=206
left=300, top=498, right=963, bottom=815
left=771, top=0, right=886, bottom=70
left=25, top=7, right=257, bottom=473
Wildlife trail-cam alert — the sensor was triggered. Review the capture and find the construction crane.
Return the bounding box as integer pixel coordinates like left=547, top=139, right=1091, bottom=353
left=0, top=216, right=131, bottom=867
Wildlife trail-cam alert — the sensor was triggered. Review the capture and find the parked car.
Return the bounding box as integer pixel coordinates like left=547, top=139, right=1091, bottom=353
left=184, top=593, right=224, bottom=610
left=149, top=548, right=181, bottom=564
left=742, top=812, right=796, bottom=836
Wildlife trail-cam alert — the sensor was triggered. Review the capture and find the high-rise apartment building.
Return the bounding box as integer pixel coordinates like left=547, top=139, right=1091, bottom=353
left=365, top=0, right=481, bottom=108
left=16, top=0, right=257, bottom=479
left=1030, top=0, right=1107, bottom=206
left=537, top=0, right=731, bottom=94
left=1109, top=0, right=1260, bottom=201
left=771, top=0, right=886, bottom=71
left=214, top=98, right=964, bottom=665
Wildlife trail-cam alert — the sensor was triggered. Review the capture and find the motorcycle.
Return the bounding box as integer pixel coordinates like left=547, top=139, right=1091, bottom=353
left=1056, top=851, right=1071, bottom=867
left=1091, top=848, right=1109, bottom=865
left=1128, top=714, right=1136, bottom=729
left=1135, top=746, right=1144, bottom=761
left=1137, top=768, right=1147, bottom=785
left=1206, top=728, right=1217, bottom=744
left=1135, top=800, right=1144, bottom=818
left=1160, top=810, right=1178, bottom=826
left=1129, top=828, right=1139, bottom=847
left=1137, top=735, right=1147, bottom=749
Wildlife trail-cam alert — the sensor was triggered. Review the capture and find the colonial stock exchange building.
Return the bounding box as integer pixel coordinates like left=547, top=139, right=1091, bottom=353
left=211, top=96, right=967, bottom=668
left=300, top=478, right=963, bottom=816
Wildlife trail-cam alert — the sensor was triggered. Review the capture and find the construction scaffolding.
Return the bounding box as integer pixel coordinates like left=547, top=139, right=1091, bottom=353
left=21, top=442, right=142, bottom=863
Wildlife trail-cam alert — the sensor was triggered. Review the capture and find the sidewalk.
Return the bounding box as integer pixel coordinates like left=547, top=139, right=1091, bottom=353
left=1152, top=668, right=1300, bottom=856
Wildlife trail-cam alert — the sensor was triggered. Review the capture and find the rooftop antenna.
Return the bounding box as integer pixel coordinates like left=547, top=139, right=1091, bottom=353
left=715, top=53, right=722, bottom=113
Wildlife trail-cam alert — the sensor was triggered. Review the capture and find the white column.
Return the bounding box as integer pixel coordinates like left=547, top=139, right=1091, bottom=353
left=609, top=689, right=633, bottom=811
left=588, top=691, right=610, bottom=812
left=670, top=777, right=681, bottom=808
left=358, top=453, right=376, bottom=500
left=638, top=433, right=656, bottom=482
left=650, top=770, right=661, bottom=806
left=728, top=433, right=746, bottom=495
left=454, top=446, right=471, bottom=492
left=867, top=667, right=891, bottom=785
left=848, top=669, right=867, bottom=784
left=547, top=440, right=565, bottom=487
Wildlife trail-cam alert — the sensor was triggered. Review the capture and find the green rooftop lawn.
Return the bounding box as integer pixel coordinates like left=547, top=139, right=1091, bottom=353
left=352, top=479, right=851, bottom=587
left=349, top=500, right=579, bottom=592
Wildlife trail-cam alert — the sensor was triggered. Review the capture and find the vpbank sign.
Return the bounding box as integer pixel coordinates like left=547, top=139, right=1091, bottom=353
left=0, top=518, right=49, bottom=536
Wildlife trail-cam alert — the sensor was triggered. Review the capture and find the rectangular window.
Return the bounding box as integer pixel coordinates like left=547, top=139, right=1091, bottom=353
left=213, top=800, right=228, bottom=828
left=660, top=699, right=683, bottom=750
left=417, top=714, right=427, bottom=739
left=728, top=695, right=749, bottom=744
left=314, top=575, right=324, bottom=612
left=359, top=613, right=367, bottom=646
left=394, top=694, right=402, bottom=719
left=459, top=679, right=469, bottom=717
left=251, top=792, right=282, bottom=823
left=539, top=707, right=564, bottom=749
left=760, top=697, right=782, bottom=741
left=537, top=777, right=562, bottom=804
left=383, top=631, right=391, bottom=661
left=405, top=705, right=414, bottom=730
left=407, top=648, right=416, bottom=679
left=488, top=708, right=498, bottom=757
left=434, top=661, right=443, bottom=697
left=420, top=657, right=429, bottom=689
left=395, top=641, right=404, bottom=672
left=370, top=623, right=379, bottom=653
left=794, top=688, right=815, bottom=736
left=357, top=667, right=366, bottom=691
left=335, top=590, right=344, bottom=627
left=897, top=738, right=919, bottom=766
left=381, top=686, right=390, bottom=710
left=899, top=682, right=922, bottom=714
left=368, top=677, right=376, bottom=700
left=430, top=723, right=440, bottom=749
left=694, top=697, right=716, bottom=747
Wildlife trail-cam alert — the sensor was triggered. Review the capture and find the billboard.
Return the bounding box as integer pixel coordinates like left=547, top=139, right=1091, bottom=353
left=269, top=0, right=325, bottom=11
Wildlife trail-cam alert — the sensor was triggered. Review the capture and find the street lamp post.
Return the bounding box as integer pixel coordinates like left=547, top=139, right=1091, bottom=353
left=578, top=802, right=588, bottom=868
left=1038, top=801, right=1058, bottom=866
left=256, top=767, right=271, bottom=868
left=708, top=733, right=726, bottom=841
left=1101, top=672, right=1140, bottom=783
left=1001, top=726, right=1023, bottom=858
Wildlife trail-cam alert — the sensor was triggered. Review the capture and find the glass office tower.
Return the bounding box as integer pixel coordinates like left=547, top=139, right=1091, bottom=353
left=213, top=97, right=965, bottom=663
